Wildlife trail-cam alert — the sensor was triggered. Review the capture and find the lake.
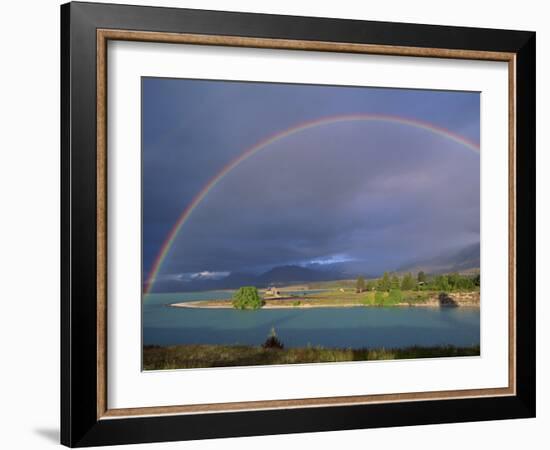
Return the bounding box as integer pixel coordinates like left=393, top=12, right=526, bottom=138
left=143, top=291, right=480, bottom=349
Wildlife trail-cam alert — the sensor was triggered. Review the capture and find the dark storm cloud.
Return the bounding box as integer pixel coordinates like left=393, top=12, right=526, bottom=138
left=142, top=78, right=480, bottom=284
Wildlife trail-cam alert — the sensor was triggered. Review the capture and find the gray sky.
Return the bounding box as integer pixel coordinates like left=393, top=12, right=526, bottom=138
left=142, top=78, right=479, bottom=288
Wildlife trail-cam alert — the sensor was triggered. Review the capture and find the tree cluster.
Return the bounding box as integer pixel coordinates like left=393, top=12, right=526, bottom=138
left=356, top=271, right=479, bottom=294
left=232, top=286, right=264, bottom=309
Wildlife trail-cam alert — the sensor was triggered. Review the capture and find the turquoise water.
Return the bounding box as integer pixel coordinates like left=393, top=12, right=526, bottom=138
left=143, top=291, right=480, bottom=349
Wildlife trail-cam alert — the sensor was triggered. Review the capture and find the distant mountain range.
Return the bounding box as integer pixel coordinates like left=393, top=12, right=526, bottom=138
left=398, top=242, right=480, bottom=275
left=149, top=242, right=480, bottom=293
left=151, top=265, right=349, bottom=293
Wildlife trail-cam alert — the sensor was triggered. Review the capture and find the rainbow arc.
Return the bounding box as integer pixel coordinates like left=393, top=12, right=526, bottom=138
left=144, top=114, right=480, bottom=294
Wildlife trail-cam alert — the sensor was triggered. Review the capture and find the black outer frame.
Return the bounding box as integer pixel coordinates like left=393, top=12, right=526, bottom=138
left=61, top=1, right=536, bottom=447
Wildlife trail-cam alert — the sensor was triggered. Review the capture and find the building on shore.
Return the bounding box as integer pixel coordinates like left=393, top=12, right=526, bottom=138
left=265, top=286, right=281, bottom=297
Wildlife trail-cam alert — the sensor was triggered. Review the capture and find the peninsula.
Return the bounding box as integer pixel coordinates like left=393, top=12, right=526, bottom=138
left=170, top=272, right=480, bottom=310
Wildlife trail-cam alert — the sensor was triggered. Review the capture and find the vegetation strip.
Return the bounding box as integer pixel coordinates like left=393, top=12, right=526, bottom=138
left=143, top=343, right=481, bottom=370
left=170, top=272, right=480, bottom=310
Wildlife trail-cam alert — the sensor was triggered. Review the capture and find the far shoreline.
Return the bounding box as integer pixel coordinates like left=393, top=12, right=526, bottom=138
left=170, top=299, right=480, bottom=310
left=165, top=278, right=481, bottom=310
left=170, top=301, right=367, bottom=309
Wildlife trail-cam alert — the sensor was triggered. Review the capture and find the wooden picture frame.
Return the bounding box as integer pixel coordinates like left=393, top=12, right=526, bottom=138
left=61, top=1, right=535, bottom=447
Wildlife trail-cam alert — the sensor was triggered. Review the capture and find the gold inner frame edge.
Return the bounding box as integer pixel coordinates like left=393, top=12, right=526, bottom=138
left=96, top=29, right=517, bottom=420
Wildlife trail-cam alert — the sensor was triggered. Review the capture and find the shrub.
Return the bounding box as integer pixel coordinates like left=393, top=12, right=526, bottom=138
left=262, top=327, right=284, bottom=349
left=375, top=291, right=385, bottom=306
left=438, top=292, right=458, bottom=307
left=401, top=273, right=415, bottom=290
left=361, top=293, right=374, bottom=306
left=387, top=289, right=403, bottom=304
left=232, top=286, right=263, bottom=310
left=366, top=280, right=376, bottom=291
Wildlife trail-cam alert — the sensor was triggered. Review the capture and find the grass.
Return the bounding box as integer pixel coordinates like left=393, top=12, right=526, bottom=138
left=307, top=289, right=438, bottom=306
left=143, top=343, right=480, bottom=370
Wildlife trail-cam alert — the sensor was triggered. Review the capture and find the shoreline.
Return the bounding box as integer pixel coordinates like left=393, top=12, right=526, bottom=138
left=171, top=301, right=368, bottom=309
left=170, top=300, right=480, bottom=310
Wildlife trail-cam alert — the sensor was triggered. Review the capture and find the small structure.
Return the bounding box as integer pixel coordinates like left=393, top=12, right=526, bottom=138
left=265, top=286, right=281, bottom=297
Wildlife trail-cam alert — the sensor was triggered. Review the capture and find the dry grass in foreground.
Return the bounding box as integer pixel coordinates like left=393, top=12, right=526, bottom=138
left=143, top=343, right=480, bottom=370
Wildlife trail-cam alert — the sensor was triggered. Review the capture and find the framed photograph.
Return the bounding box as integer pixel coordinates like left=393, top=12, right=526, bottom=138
left=61, top=2, right=536, bottom=447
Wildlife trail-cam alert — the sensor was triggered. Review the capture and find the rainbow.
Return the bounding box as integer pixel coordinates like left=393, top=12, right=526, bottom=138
left=144, top=113, right=480, bottom=294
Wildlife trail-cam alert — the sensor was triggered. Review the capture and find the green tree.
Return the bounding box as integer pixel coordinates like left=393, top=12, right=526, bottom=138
left=366, top=280, right=376, bottom=291
left=448, top=272, right=473, bottom=291
left=356, top=276, right=366, bottom=293
left=378, top=272, right=391, bottom=291
left=232, top=286, right=263, bottom=310
left=401, top=272, right=415, bottom=290
left=435, top=275, right=450, bottom=292
left=459, top=276, right=474, bottom=290
left=417, top=271, right=426, bottom=283
left=391, top=274, right=400, bottom=289
left=448, top=272, right=460, bottom=290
